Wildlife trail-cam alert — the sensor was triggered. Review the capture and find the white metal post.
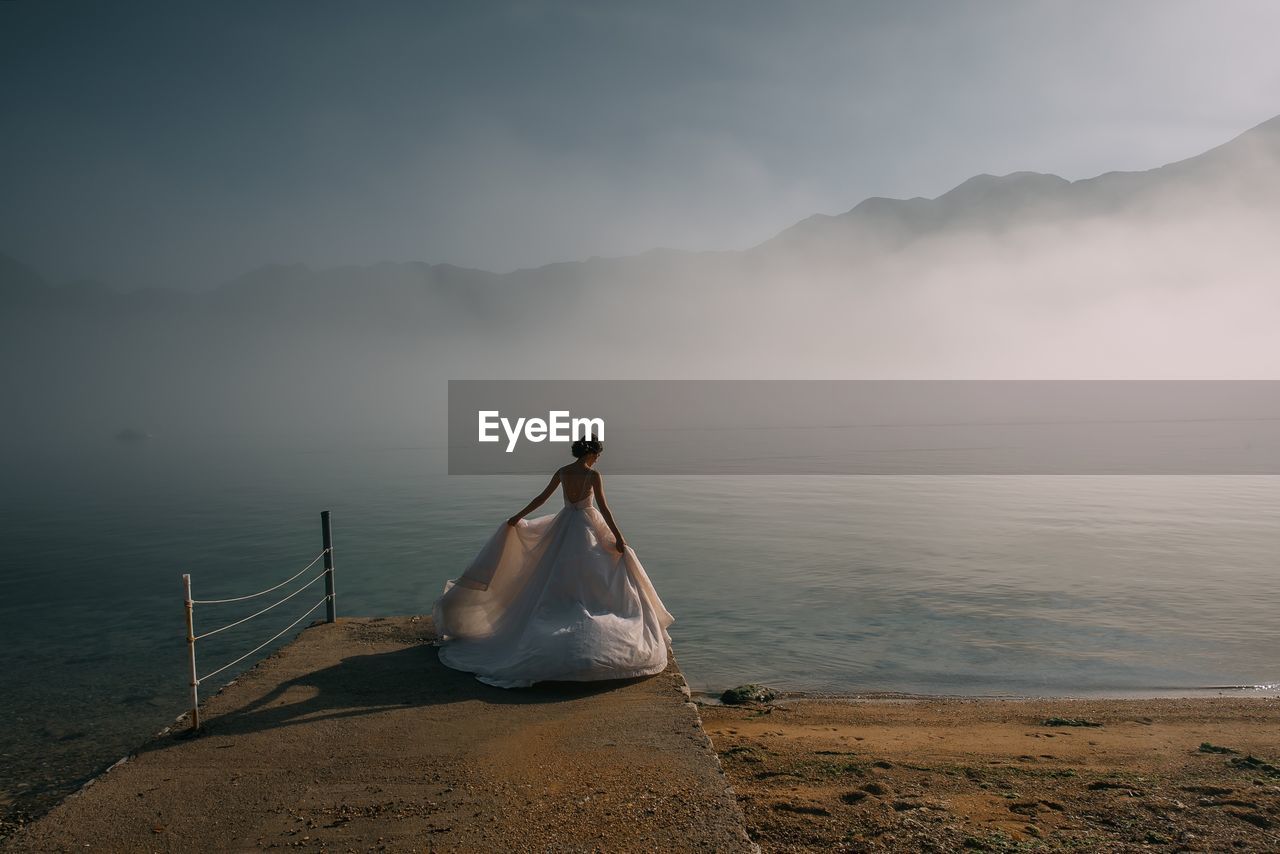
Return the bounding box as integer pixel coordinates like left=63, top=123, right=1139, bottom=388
left=183, top=573, right=200, bottom=731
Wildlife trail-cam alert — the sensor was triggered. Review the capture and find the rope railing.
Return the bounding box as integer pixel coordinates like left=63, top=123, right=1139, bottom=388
left=193, top=566, right=328, bottom=641
left=191, top=549, right=329, bottom=605
left=198, top=593, right=331, bottom=684
left=182, top=510, right=337, bottom=731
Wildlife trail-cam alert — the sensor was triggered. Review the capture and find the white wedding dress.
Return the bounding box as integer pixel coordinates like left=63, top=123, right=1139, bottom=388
left=432, top=488, right=674, bottom=688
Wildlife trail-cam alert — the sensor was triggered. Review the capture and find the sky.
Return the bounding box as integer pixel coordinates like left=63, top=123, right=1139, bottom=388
left=3, top=0, right=1280, bottom=290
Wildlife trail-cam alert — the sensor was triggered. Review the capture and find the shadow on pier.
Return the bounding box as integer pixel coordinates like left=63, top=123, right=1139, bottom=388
left=4, top=617, right=753, bottom=852
left=139, top=619, right=637, bottom=755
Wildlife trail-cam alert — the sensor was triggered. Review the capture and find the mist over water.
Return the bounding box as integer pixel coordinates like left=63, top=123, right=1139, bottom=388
left=3, top=112, right=1280, bottom=819
left=2, top=438, right=1278, bottom=814
left=7, top=117, right=1280, bottom=460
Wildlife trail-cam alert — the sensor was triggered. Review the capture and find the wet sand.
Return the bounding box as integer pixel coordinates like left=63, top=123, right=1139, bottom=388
left=702, top=696, right=1280, bottom=852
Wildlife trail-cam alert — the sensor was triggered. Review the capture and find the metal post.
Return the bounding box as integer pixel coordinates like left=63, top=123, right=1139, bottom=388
left=321, top=510, right=336, bottom=623
left=183, top=573, right=200, bottom=731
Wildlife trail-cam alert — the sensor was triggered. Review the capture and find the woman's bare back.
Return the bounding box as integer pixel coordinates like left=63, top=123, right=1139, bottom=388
left=559, top=463, right=596, bottom=503
left=505, top=450, right=624, bottom=551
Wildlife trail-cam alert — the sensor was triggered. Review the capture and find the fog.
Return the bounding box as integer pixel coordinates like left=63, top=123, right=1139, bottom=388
left=6, top=2, right=1280, bottom=289
left=2, top=114, right=1278, bottom=464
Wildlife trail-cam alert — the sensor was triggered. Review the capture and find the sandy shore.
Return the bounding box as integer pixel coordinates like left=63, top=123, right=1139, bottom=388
left=8, top=648, right=1279, bottom=853
left=702, top=696, right=1280, bottom=852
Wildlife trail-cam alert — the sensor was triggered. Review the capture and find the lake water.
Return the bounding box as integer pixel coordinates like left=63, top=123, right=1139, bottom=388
left=2, top=439, right=1278, bottom=815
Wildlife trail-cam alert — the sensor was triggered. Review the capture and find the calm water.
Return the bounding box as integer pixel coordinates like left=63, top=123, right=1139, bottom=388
left=2, top=439, right=1278, bottom=813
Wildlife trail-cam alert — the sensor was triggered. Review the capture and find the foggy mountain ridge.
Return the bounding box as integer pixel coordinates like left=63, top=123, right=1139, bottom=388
left=764, top=113, right=1280, bottom=256
left=3, top=112, right=1279, bottom=321
left=3, top=114, right=1280, bottom=448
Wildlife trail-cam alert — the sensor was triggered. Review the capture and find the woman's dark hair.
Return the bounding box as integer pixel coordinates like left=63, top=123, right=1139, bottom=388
left=570, top=435, right=604, bottom=458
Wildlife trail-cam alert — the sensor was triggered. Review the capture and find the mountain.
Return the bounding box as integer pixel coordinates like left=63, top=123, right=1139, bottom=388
left=3, top=113, right=1279, bottom=315
left=2, top=113, right=1279, bottom=449
left=764, top=114, right=1280, bottom=256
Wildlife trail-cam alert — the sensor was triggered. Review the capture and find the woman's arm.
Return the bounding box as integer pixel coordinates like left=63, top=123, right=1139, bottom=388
left=507, top=471, right=561, bottom=526
left=592, top=471, right=627, bottom=552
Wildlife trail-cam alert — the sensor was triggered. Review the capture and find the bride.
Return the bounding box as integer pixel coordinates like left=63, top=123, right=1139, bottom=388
left=432, top=436, right=674, bottom=688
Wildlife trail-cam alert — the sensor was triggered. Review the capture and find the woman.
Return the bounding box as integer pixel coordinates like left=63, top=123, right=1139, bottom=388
left=432, top=436, right=674, bottom=688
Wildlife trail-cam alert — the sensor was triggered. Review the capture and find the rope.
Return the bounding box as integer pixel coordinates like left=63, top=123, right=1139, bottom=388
left=191, top=549, right=328, bottom=605
left=193, top=570, right=328, bottom=641
left=198, top=593, right=330, bottom=685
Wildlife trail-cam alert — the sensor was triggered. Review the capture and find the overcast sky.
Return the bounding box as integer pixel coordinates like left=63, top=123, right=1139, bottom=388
left=3, top=0, right=1279, bottom=289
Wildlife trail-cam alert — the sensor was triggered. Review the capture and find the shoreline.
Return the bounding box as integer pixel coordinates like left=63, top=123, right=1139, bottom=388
left=694, top=685, right=1280, bottom=705
left=5, top=665, right=1279, bottom=848
left=702, top=695, right=1280, bottom=851
left=5, top=685, right=1278, bottom=841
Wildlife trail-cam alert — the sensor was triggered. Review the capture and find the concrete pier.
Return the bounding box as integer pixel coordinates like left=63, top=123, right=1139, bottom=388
left=5, top=618, right=753, bottom=852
